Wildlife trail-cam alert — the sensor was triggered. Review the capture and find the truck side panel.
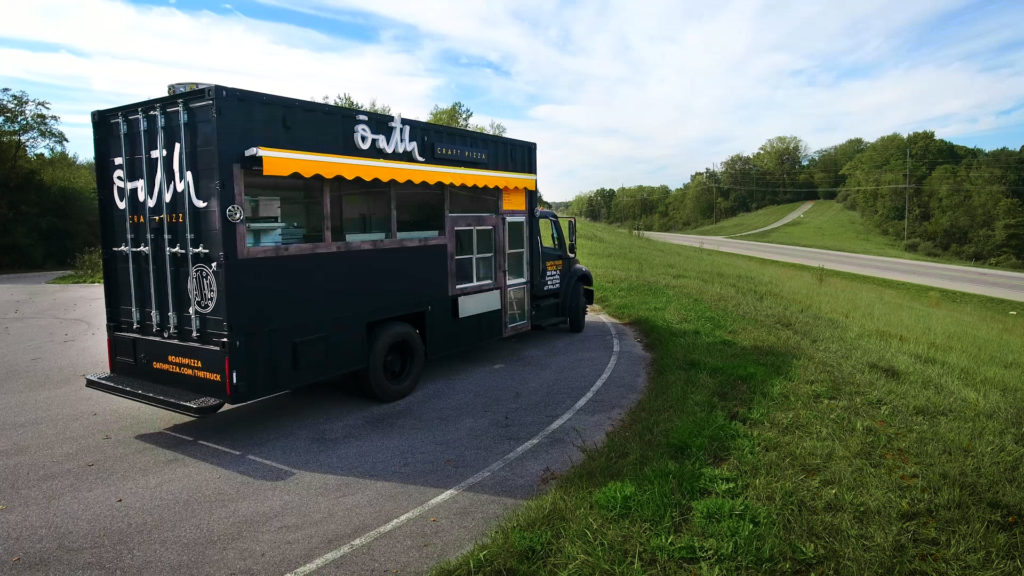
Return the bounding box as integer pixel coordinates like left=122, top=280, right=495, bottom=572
left=226, top=244, right=453, bottom=398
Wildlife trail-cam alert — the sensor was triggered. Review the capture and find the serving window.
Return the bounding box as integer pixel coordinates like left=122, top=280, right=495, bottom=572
left=330, top=180, right=391, bottom=241
left=236, top=166, right=517, bottom=259
left=243, top=174, right=324, bottom=247
left=395, top=183, right=444, bottom=239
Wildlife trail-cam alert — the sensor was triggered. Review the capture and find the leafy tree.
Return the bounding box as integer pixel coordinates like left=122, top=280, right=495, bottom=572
left=320, top=93, right=508, bottom=135
left=753, top=135, right=810, bottom=202
left=1, top=87, right=67, bottom=173
left=607, top=185, right=670, bottom=228
left=806, top=138, right=868, bottom=199
left=994, top=198, right=1024, bottom=264
left=484, top=119, right=507, bottom=137
left=718, top=153, right=757, bottom=212
left=321, top=92, right=391, bottom=115
left=428, top=101, right=474, bottom=128
left=592, top=187, right=616, bottom=221
left=575, top=193, right=594, bottom=218
left=570, top=187, right=618, bottom=221
left=428, top=101, right=507, bottom=135
left=537, top=190, right=551, bottom=209
left=0, top=87, right=98, bottom=270
left=840, top=131, right=969, bottom=238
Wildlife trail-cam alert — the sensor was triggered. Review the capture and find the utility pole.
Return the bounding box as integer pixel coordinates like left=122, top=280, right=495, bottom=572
left=640, top=193, right=645, bottom=231
left=713, top=163, right=718, bottom=224
left=905, top=148, right=910, bottom=246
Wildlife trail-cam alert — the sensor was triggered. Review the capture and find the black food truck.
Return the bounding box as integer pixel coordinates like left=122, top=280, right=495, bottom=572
left=86, top=84, right=593, bottom=416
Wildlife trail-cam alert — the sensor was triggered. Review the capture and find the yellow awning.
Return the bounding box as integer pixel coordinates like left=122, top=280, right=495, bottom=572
left=245, top=147, right=536, bottom=191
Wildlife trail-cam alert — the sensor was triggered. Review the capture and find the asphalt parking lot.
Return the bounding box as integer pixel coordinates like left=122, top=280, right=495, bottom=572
left=0, top=277, right=647, bottom=575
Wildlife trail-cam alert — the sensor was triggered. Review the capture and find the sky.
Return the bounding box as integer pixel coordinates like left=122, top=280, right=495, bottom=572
left=2, top=0, right=1023, bottom=201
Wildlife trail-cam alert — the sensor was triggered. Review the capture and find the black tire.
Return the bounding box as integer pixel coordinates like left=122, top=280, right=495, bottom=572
left=361, top=322, right=425, bottom=402
left=568, top=281, right=587, bottom=333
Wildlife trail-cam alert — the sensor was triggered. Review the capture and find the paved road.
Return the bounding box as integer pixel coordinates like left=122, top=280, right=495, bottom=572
left=0, top=271, right=69, bottom=285
left=0, top=282, right=647, bottom=575
left=646, top=232, right=1024, bottom=302
left=727, top=201, right=814, bottom=237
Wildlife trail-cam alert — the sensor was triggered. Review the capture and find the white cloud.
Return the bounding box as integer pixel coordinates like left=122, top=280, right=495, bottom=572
left=2, top=0, right=1023, bottom=200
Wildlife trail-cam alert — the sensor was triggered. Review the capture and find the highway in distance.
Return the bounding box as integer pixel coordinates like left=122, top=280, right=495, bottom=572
left=645, top=232, right=1024, bottom=303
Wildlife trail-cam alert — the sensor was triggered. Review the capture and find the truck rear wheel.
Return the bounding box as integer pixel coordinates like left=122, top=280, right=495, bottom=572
left=361, top=322, right=424, bottom=402
left=568, top=281, right=587, bottom=333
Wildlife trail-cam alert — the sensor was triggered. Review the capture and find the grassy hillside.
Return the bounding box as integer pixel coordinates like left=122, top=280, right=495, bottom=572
left=434, top=222, right=1024, bottom=575
left=740, top=200, right=923, bottom=260
left=687, top=201, right=806, bottom=237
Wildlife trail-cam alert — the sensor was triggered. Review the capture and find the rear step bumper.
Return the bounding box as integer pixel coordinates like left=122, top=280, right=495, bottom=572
left=86, top=372, right=225, bottom=417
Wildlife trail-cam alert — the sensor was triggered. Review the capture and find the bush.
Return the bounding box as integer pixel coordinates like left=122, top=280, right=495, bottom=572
left=50, top=246, right=102, bottom=283
left=73, top=247, right=102, bottom=277
left=917, top=240, right=943, bottom=258
left=986, top=254, right=1023, bottom=269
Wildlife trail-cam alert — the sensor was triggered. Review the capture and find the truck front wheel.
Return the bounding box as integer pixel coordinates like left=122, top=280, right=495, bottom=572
left=362, top=322, right=425, bottom=402
left=568, top=281, right=587, bottom=333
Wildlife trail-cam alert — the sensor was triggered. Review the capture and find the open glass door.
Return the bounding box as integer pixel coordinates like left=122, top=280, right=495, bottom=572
left=504, top=216, right=530, bottom=334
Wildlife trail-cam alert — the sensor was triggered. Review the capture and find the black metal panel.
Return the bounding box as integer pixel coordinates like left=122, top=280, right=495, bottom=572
left=86, top=372, right=224, bottom=417
left=107, top=333, right=227, bottom=399
left=225, top=243, right=452, bottom=397
left=209, top=86, right=536, bottom=176
left=91, top=91, right=225, bottom=344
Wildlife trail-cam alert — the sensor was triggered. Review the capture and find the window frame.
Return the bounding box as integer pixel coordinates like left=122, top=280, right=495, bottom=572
left=234, top=165, right=447, bottom=259
left=506, top=284, right=529, bottom=328
left=241, top=172, right=326, bottom=248
left=454, top=225, right=496, bottom=288
left=505, top=216, right=528, bottom=284
left=394, top=182, right=445, bottom=240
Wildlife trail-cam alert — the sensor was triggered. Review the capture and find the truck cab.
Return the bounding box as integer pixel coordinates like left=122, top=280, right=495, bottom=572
left=532, top=210, right=593, bottom=331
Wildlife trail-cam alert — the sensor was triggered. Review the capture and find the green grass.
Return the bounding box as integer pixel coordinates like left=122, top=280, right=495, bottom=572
left=49, top=247, right=102, bottom=284
left=433, top=221, right=1024, bottom=575
left=739, top=200, right=943, bottom=261
left=49, top=272, right=102, bottom=284
left=688, top=201, right=807, bottom=237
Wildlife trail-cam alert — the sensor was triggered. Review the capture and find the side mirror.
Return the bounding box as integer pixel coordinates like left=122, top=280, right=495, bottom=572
left=567, top=218, right=577, bottom=256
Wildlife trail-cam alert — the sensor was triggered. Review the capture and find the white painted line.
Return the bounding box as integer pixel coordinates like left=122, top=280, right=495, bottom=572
left=285, top=315, right=621, bottom=576
left=197, top=440, right=243, bottom=455
left=162, top=430, right=300, bottom=472
left=247, top=454, right=301, bottom=473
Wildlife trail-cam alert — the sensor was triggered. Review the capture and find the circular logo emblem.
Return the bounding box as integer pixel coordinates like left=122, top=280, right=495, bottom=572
left=225, top=204, right=244, bottom=223
left=188, top=264, right=217, bottom=314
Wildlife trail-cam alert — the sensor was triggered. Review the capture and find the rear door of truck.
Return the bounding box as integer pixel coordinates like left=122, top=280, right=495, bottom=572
left=88, top=88, right=230, bottom=414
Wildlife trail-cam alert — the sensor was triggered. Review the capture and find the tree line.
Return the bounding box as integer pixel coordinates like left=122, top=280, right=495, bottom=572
left=322, top=93, right=507, bottom=136
left=0, top=88, right=98, bottom=270
left=567, top=132, right=1024, bottom=267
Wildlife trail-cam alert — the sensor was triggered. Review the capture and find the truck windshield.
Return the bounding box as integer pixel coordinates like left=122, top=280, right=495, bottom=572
left=538, top=217, right=563, bottom=251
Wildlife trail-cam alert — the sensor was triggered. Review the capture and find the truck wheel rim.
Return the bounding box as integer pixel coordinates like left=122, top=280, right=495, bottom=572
left=383, top=343, right=411, bottom=382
